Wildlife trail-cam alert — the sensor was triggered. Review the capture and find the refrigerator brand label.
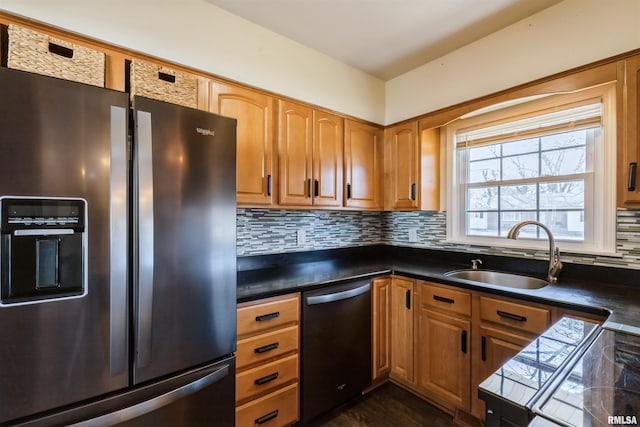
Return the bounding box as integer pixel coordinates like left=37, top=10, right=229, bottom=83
left=196, top=128, right=215, bottom=137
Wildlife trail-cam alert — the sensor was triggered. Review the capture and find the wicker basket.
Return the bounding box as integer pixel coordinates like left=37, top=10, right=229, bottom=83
left=7, top=25, right=105, bottom=87
left=130, top=60, right=198, bottom=108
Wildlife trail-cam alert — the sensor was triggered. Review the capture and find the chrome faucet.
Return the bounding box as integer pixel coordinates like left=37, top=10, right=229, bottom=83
left=506, top=221, right=562, bottom=283
left=471, top=259, right=483, bottom=270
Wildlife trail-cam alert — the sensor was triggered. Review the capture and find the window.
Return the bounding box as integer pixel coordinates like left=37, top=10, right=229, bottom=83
left=446, top=84, right=616, bottom=254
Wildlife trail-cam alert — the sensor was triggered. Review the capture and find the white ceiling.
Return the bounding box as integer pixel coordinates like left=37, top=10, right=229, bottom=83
left=203, top=0, right=563, bottom=80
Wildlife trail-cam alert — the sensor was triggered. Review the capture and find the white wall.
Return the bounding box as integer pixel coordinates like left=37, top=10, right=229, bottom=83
left=0, top=0, right=386, bottom=124
left=3, top=0, right=640, bottom=126
left=385, top=0, right=640, bottom=124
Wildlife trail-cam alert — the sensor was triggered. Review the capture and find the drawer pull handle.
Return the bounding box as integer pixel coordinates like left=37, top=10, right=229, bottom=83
left=255, top=410, right=279, bottom=425
left=314, top=179, right=319, bottom=197
left=267, top=174, right=272, bottom=196
left=254, top=342, right=279, bottom=354
left=307, top=178, right=312, bottom=198
left=461, top=330, right=467, bottom=354
left=48, top=42, right=74, bottom=58
left=255, top=312, right=280, bottom=322
left=347, top=183, right=352, bottom=199
left=497, top=310, right=527, bottom=322
left=158, top=71, right=176, bottom=83
left=254, top=372, right=279, bottom=385
left=405, top=289, right=411, bottom=310
left=411, top=183, right=416, bottom=201
left=433, top=295, right=454, bottom=304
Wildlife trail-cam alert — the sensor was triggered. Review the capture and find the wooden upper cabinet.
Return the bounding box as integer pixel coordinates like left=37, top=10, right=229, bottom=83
left=210, top=82, right=276, bottom=206
left=278, top=100, right=313, bottom=206
left=313, top=110, right=344, bottom=207
left=385, top=121, right=419, bottom=210
left=619, top=55, right=640, bottom=206
left=344, top=120, right=383, bottom=209
left=277, top=101, right=343, bottom=207
left=419, top=127, right=440, bottom=211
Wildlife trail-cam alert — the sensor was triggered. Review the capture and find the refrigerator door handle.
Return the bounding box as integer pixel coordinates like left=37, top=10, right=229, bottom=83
left=136, top=110, right=155, bottom=369
left=70, top=364, right=230, bottom=427
left=109, top=105, right=128, bottom=376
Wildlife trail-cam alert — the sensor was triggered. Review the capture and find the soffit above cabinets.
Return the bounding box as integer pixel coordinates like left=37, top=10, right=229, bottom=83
left=203, top=0, right=563, bottom=80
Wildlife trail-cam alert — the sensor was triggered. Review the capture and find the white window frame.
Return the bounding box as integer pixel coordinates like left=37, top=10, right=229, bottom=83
left=445, top=83, right=617, bottom=255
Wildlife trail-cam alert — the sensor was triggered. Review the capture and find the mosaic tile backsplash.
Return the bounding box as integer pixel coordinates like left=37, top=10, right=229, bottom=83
left=237, top=208, right=640, bottom=269
left=236, top=209, right=383, bottom=256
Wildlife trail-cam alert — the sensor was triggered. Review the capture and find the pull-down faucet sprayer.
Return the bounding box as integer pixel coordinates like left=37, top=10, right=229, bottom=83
left=506, top=221, right=562, bottom=283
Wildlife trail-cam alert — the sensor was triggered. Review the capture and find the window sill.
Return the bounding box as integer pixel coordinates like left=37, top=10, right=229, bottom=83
left=444, top=237, right=622, bottom=258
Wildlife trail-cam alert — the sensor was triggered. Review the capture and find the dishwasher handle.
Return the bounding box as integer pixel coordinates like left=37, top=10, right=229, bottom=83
left=305, top=283, right=370, bottom=306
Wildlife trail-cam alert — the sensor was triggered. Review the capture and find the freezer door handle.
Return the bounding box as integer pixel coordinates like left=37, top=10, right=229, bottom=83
left=305, top=283, right=370, bottom=305
left=70, top=364, right=230, bottom=427
left=136, top=110, right=155, bottom=369
left=109, top=105, right=128, bottom=376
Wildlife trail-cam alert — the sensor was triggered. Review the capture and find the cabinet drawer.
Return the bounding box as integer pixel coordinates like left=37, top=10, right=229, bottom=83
left=237, top=325, right=299, bottom=369
left=238, top=294, right=300, bottom=337
left=420, top=282, right=471, bottom=317
left=236, top=354, right=298, bottom=403
left=236, top=383, right=299, bottom=427
left=480, top=296, right=550, bottom=335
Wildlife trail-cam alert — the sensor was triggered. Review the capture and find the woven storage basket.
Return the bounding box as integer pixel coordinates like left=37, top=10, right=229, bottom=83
left=7, top=25, right=105, bottom=87
left=130, top=60, right=198, bottom=108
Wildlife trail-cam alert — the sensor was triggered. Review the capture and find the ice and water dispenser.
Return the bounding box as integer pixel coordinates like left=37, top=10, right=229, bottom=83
left=0, top=198, right=86, bottom=305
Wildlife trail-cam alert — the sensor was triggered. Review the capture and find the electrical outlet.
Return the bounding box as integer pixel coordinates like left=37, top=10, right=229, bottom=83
left=297, top=229, right=307, bottom=245
left=408, top=228, right=418, bottom=242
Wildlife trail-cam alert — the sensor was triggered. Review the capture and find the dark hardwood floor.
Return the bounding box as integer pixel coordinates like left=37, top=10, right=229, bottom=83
left=305, top=382, right=457, bottom=427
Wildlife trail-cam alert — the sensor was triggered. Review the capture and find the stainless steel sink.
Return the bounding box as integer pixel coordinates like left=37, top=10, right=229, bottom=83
left=444, top=269, right=549, bottom=289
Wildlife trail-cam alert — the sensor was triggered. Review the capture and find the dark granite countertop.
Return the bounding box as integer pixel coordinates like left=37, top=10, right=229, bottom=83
left=237, top=245, right=640, bottom=328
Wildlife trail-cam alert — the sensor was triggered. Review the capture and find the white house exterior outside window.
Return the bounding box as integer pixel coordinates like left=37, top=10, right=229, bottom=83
left=445, top=84, right=617, bottom=255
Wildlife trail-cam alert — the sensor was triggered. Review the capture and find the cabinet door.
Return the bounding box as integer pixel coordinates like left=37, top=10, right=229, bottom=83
left=418, top=308, right=470, bottom=410
left=313, top=111, right=343, bottom=207
left=477, top=325, right=533, bottom=384
left=210, top=83, right=275, bottom=206
left=344, top=120, right=383, bottom=209
left=278, top=100, right=313, bottom=206
left=470, top=324, right=534, bottom=419
left=619, top=56, right=640, bottom=206
left=420, top=126, right=440, bottom=211
left=372, top=277, right=391, bottom=382
left=390, top=277, right=414, bottom=383
left=385, top=122, right=419, bottom=210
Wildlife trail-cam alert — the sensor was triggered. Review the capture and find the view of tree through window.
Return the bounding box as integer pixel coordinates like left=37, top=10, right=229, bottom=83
left=462, top=127, right=595, bottom=241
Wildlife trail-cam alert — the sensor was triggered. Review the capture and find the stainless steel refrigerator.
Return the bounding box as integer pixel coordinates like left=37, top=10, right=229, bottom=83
left=0, top=67, right=237, bottom=426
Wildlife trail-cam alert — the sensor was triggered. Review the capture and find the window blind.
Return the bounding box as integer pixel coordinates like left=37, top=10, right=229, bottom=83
left=455, top=101, right=602, bottom=149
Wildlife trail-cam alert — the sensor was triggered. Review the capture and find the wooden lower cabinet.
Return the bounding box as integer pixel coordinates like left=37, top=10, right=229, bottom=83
left=372, top=276, right=391, bottom=383
left=469, top=294, right=552, bottom=419
left=389, top=277, right=415, bottom=384
left=236, top=293, right=300, bottom=427
left=416, top=281, right=471, bottom=412
left=476, top=325, right=533, bottom=385
left=236, top=383, right=299, bottom=427
left=417, top=308, right=471, bottom=411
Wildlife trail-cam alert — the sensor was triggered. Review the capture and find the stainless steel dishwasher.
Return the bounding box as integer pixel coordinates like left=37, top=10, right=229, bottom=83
left=301, top=279, right=372, bottom=424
